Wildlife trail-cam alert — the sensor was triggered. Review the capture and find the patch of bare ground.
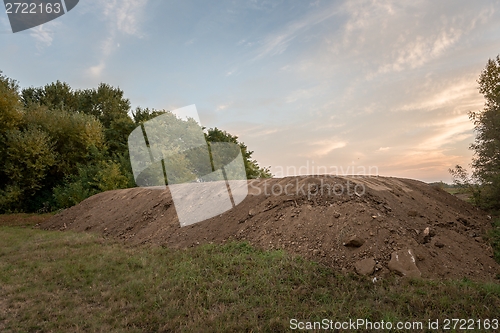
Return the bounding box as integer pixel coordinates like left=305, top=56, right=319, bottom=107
left=41, top=176, right=499, bottom=281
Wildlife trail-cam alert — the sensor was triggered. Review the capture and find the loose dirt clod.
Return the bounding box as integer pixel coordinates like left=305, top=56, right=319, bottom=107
left=41, top=176, right=500, bottom=281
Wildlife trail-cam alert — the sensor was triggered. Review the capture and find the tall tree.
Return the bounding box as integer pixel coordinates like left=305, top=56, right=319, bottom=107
left=21, top=81, right=77, bottom=111
left=469, top=55, right=500, bottom=209
left=77, top=84, right=135, bottom=154
left=0, top=72, right=23, bottom=192
left=0, top=71, right=22, bottom=133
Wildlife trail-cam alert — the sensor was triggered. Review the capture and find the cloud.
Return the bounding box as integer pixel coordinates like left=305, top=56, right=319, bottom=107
left=307, top=140, right=347, bottom=157
left=399, top=76, right=484, bottom=112
left=252, top=3, right=339, bottom=60
left=216, top=103, right=232, bottom=111
left=29, top=21, right=60, bottom=50
left=285, top=85, right=324, bottom=104
left=85, top=0, right=148, bottom=78
left=87, top=62, right=106, bottom=78
left=322, top=0, right=496, bottom=80
left=377, top=28, right=463, bottom=75
left=416, top=115, right=474, bottom=151
left=102, top=0, right=148, bottom=37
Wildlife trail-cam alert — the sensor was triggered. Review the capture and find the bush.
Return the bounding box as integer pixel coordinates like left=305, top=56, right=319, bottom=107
left=53, top=159, right=130, bottom=209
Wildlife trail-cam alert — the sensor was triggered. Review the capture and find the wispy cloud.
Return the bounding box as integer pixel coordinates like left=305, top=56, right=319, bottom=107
left=307, top=140, right=347, bottom=157
left=377, top=28, right=463, bottom=75
left=416, top=115, right=474, bottom=151
left=88, top=62, right=106, bottom=78
left=252, top=3, right=339, bottom=60
left=86, top=0, right=148, bottom=78
left=216, top=103, right=232, bottom=111
left=328, top=0, right=496, bottom=79
left=399, top=76, right=483, bottom=112
left=102, top=0, right=147, bottom=37
left=29, top=21, right=60, bottom=50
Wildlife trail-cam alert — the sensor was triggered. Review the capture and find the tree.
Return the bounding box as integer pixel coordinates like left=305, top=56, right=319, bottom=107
left=132, top=109, right=273, bottom=180
left=53, top=149, right=131, bottom=209
left=78, top=84, right=135, bottom=155
left=0, top=71, right=22, bottom=134
left=205, top=128, right=272, bottom=179
left=0, top=126, right=57, bottom=212
left=21, top=81, right=77, bottom=111
left=451, top=56, right=500, bottom=209
left=0, top=71, right=23, bottom=192
left=471, top=56, right=500, bottom=209
left=1, top=72, right=272, bottom=211
left=22, top=82, right=135, bottom=156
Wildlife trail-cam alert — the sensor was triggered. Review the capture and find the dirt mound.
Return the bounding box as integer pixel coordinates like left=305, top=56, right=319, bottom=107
left=41, top=176, right=499, bottom=281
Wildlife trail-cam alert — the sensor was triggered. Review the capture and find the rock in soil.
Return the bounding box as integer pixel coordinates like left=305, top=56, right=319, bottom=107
left=388, top=249, right=421, bottom=278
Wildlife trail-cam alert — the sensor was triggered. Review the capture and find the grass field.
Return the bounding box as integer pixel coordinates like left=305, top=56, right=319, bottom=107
left=1, top=214, right=499, bottom=332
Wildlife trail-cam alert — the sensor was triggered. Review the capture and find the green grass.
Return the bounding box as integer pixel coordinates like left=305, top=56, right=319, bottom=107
left=0, top=216, right=499, bottom=332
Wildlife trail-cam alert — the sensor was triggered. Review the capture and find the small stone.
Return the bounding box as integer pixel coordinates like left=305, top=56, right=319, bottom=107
left=354, top=258, right=376, bottom=276
left=419, top=227, right=435, bottom=244
left=333, top=212, right=341, bottom=218
left=344, top=236, right=365, bottom=247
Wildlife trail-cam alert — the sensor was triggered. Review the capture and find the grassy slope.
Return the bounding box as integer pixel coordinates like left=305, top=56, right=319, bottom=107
left=0, top=215, right=499, bottom=332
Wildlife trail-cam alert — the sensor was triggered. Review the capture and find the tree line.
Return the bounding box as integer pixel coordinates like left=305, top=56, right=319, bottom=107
left=0, top=73, right=271, bottom=213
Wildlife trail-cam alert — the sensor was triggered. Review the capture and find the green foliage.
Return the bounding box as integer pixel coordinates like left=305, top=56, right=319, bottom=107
left=0, top=71, right=22, bottom=134
left=53, top=157, right=130, bottom=209
left=22, top=81, right=134, bottom=157
left=132, top=107, right=166, bottom=124
left=206, top=127, right=272, bottom=179
left=450, top=56, right=500, bottom=210
left=1, top=72, right=271, bottom=212
left=21, top=80, right=77, bottom=111
left=469, top=55, right=500, bottom=209
left=0, top=126, right=56, bottom=212
left=23, top=105, right=106, bottom=176
left=133, top=108, right=273, bottom=181
left=0, top=72, right=23, bottom=193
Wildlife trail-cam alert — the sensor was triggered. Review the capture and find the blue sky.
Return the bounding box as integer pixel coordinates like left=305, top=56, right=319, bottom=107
left=2, top=0, right=500, bottom=182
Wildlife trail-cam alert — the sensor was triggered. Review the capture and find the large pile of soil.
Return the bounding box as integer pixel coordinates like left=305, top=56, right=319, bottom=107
left=41, top=176, right=499, bottom=281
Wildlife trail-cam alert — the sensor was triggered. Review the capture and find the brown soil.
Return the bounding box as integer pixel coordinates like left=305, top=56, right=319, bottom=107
left=41, top=176, right=500, bottom=281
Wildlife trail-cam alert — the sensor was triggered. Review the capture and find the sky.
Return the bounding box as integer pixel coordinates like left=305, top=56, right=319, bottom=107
left=1, top=0, right=500, bottom=183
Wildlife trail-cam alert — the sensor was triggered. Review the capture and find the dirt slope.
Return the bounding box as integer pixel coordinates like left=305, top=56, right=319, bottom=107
left=41, top=176, right=499, bottom=281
